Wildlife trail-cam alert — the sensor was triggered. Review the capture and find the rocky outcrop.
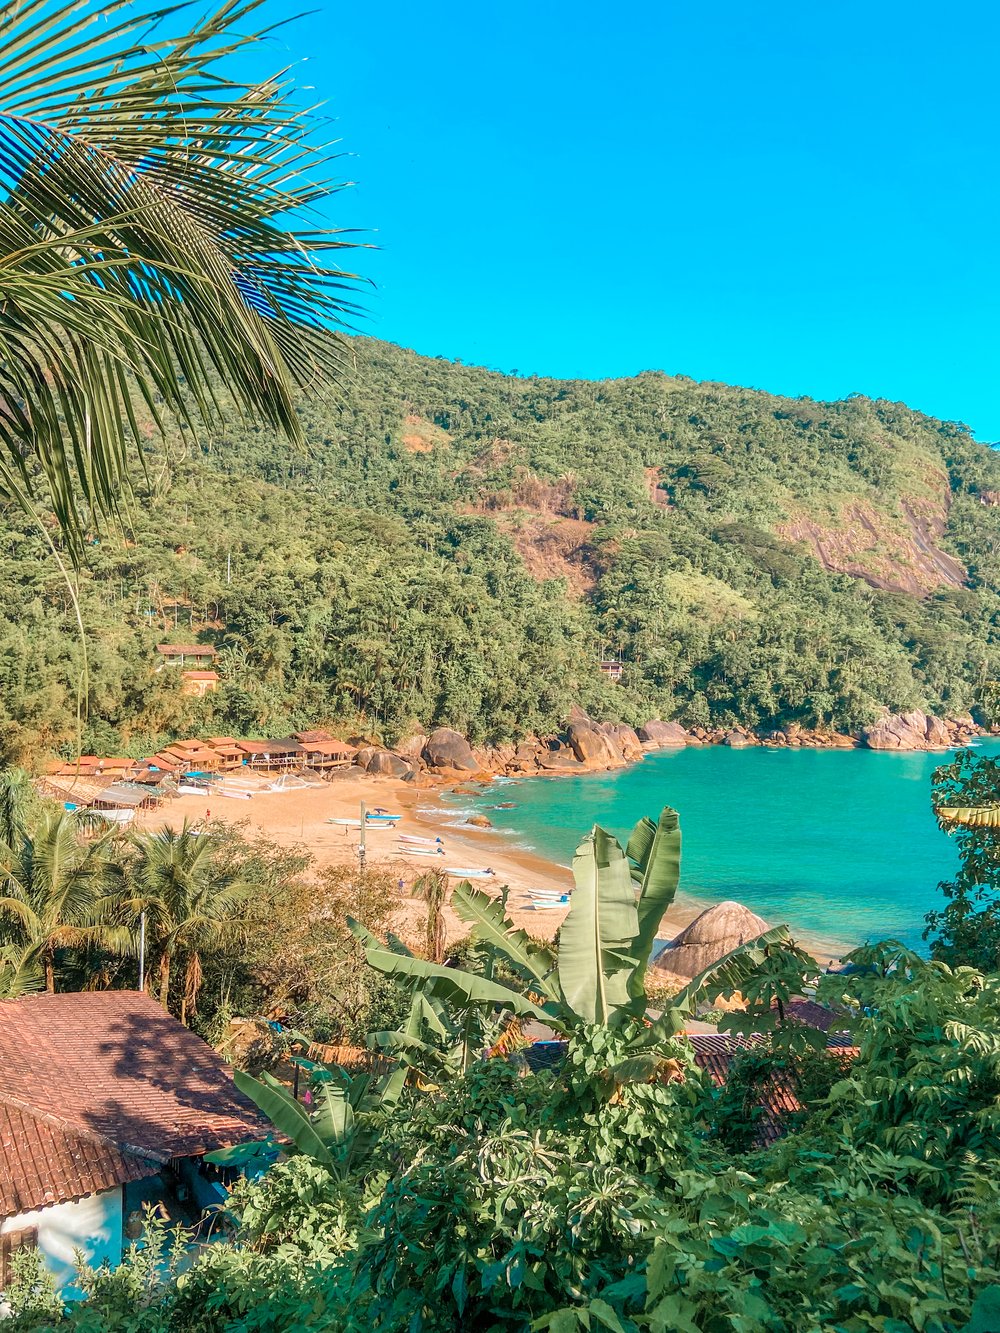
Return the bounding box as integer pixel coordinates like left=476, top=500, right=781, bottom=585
left=860, top=709, right=979, bottom=750
left=422, top=728, right=481, bottom=772
left=637, top=720, right=690, bottom=746
left=724, top=729, right=753, bottom=748
left=466, top=813, right=493, bottom=829
left=366, top=750, right=412, bottom=778
left=566, top=719, right=621, bottom=767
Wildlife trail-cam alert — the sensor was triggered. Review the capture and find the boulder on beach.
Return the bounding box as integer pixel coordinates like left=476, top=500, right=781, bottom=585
left=366, top=750, right=412, bottom=778
left=422, top=728, right=481, bottom=772
left=466, top=814, right=492, bottom=829
left=723, top=730, right=751, bottom=748
left=654, top=901, right=771, bottom=979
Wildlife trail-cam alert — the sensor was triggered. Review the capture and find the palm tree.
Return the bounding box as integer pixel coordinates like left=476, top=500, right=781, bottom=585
left=0, top=808, right=118, bottom=991
left=126, top=823, right=250, bottom=1024
left=0, top=0, right=364, bottom=554
left=412, top=869, right=449, bottom=963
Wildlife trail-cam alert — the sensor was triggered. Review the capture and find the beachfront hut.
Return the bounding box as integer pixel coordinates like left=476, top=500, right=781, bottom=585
left=295, top=737, right=356, bottom=771
left=235, top=739, right=306, bottom=771
left=92, top=782, right=162, bottom=812
left=206, top=738, right=244, bottom=771
left=654, top=901, right=771, bottom=979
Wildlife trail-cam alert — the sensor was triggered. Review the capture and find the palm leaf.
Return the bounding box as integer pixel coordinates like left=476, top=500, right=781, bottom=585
left=452, top=882, right=558, bottom=1000
left=937, top=806, right=1000, bottom=829
left=557, top=826, right=640, bottom=1026
left=0, top=0, right=366, bottom=553
left=642, top=925, right=795, bottom=1039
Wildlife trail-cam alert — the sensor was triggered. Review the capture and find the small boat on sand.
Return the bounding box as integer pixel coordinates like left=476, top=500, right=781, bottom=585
left=398, top=833, right=443, bottom=846
left=530, top=898, right=568, bottom=909
left=366, top=812, right=402, bottom=823
left=401, top=846, right=445, bottom=857
left=446, top=867, right=495, bottom=879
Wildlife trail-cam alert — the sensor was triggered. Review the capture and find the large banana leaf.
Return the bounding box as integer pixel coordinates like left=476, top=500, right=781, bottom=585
left=937, top=806, right=1000, bottom=828
left=626, top=806, right=682, bottom=1000
left=452, top=882, right=558, bottom=1000
left=310, top=1080, right=355, bottom=1157
left=234, top=1070, right=335, bottom=1170
left=557, top=826, right=640, bottom=1026
left=363, top=947, right=566, bottom=1032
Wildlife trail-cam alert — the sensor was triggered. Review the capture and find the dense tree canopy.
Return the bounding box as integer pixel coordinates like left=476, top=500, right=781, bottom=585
left=1, top=339, right=998, bottom=762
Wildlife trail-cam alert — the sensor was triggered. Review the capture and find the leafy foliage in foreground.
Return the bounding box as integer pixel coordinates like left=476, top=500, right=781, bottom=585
left=9, top=949, right=1000, bottom=1332
left=1, top=341, right=999, bottom=761
left=926, top=749, right=1000, bottom=970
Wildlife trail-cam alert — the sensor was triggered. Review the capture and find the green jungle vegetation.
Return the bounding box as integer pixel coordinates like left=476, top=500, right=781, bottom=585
left=3, top=758, right=1000, bottom=1332
left=4, top=336, right=1000, bottom=765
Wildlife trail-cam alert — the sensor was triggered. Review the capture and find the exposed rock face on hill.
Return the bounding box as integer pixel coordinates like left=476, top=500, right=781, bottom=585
left=777, top=494, right=966, bottom=597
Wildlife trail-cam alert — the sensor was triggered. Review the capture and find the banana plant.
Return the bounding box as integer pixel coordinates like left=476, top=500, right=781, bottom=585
left=234, top=1060, right=399, bottom=1180
left=937, top=806, right=1000, bottom=828
left=359, top=805, right=795, bottom=1072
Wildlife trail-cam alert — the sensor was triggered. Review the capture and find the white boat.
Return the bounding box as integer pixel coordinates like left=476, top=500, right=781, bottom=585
left=328, top=818, right=363, bottom=828
left=446, top=867, right=495, bottom=879
left=398, top=833, right=443, bottom=846
left=401, top=846, right=446, bottom=857
left=529, top=891, right=569, bottom=902
left=530, top=898, right=568, bottom=909
left=366, top=813, right=402, bottom=823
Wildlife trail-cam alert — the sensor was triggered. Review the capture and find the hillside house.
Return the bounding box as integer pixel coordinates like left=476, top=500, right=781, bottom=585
left=0, top=992, right=271, bottom=1297
left=181, top=670, right=220, bottom=697
left=599, top=661, right=624, bottom=683
left=235, top=739, right=305, bottom=771
left=156, top=644, right=218, bottom=671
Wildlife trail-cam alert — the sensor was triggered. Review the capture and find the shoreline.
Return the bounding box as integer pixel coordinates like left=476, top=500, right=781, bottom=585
left=133, top=764, right=852, bottom=972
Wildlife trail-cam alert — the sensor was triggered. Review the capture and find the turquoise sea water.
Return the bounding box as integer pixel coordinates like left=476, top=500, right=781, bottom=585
left=457, top=742, right=1000, bottom=951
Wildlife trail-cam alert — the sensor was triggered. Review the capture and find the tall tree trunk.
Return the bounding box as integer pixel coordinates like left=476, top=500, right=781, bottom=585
left=44, top=953, right=55, bottom=993
left=159, top=953, right=171, bottom=1009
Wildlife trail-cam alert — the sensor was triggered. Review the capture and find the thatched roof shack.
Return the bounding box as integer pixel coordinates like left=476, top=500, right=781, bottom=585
left=654, top=900, right=770, bottom=979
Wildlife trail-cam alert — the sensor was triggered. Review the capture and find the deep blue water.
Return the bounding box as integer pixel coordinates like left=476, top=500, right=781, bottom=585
left=454, top=742, right=1000, bottom=951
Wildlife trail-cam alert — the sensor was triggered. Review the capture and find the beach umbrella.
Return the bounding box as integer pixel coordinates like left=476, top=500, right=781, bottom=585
left=937, top=806, right=1000, bottom=829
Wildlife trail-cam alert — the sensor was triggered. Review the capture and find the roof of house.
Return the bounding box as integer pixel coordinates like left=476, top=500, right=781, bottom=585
left=156, top=644, right=217, bottom=657
left=0, top=1103, right=156, bottom=1216
left=91, top=783, right=154, bottom=808
left=0, top=991, right=270, bottom=1215
left=182, top=671, right=220, bottom=682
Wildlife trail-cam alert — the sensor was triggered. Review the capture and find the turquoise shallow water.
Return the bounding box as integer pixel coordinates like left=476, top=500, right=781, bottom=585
left=457, top=742, right=1000, bottom=951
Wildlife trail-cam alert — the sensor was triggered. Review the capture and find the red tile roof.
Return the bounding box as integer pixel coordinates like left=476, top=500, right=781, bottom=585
left=0, top=1104, right=156, bottom=1215
left=157, top=644, right=217, bottom=657
left=182, top=671, right=220, bottom=681
left=0, top=992, right=271, bottom=1214
left=689, top=1032, right=857, bottom=1146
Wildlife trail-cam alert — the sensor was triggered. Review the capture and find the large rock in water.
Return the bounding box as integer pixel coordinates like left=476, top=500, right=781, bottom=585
left=654, top=901, right=771, bottom=979
left=637, top=719, right=690, bottom=746
left=422, top=728, right=481, bottom=772
left=861, top=709, right=948, bottom=751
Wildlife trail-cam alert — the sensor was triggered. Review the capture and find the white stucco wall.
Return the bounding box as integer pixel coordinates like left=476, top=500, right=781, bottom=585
left=1, top=1186, right=123, bottom=1297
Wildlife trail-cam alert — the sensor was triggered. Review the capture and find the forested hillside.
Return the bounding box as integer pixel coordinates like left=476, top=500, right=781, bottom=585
left=3, top=337, right=999, bottom=764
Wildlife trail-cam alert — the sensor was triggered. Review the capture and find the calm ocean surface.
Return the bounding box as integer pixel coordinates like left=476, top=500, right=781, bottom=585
left=458, top=742, right=1000, bottom=951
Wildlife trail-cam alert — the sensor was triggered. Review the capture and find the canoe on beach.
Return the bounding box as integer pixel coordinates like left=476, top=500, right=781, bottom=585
left=401, top=846, right=446, bottom=857
left=446, top=867, right=495, bottom=879
left=398, top=833, right=443, bottom=845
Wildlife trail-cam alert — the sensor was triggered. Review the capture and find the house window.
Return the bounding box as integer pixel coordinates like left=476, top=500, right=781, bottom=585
left=0, top=1226, right=38, bottom=1289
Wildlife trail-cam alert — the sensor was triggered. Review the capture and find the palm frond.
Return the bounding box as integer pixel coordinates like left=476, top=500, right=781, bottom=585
left=0, top=0, right=367, bottom=553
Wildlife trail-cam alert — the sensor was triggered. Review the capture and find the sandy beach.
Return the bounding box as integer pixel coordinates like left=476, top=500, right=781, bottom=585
left=132, top=768, right=849, bottom=969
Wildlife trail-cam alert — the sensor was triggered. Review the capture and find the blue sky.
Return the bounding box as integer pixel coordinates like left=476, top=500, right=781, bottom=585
left=249, top=1, right=999, bottom=438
